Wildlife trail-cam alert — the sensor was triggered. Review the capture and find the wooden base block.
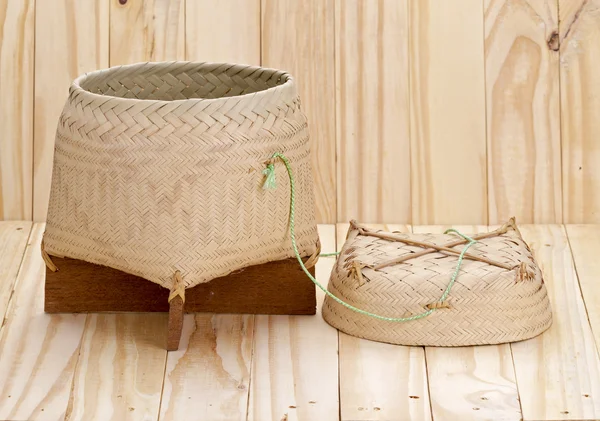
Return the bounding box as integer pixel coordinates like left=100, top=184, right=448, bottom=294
left=44, top=255, right=317, bottom=350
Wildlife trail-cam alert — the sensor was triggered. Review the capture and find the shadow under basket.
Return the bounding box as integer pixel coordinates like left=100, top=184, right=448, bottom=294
left=41, top=61, right=321, bottom=350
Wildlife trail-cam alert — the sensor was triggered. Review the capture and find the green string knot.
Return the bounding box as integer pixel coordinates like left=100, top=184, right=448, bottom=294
left=262, top=162, right=276, bottom=190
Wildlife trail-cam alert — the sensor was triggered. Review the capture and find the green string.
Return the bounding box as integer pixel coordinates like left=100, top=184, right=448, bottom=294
left=263, top=152, right=477, bottom=322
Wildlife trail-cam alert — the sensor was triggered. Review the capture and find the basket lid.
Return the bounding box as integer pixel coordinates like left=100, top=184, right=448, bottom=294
left=322, top=218, right=553, bottom=347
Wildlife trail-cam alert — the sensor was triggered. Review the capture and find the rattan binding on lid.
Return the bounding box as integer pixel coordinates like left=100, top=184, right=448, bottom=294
left=322, top=218, right=552, bottom=346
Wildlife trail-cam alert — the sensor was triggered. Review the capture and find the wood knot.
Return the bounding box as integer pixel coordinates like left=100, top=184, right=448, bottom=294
left=547, top=31, right=560, bottom=51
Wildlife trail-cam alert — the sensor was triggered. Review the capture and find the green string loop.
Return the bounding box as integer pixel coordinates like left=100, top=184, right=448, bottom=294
left=263, top=152, right=477, bottom=322
left=319, top=252, right=341, bottom=257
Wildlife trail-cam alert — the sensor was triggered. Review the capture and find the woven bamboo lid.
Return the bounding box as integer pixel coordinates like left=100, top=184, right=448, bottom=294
left=322, top=218, right=552, bottom=346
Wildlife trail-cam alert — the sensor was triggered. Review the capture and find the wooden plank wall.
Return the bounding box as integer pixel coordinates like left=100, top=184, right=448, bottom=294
left=0, top=0, right=598, bottom=225
left=0, top=0, right=34, bottom=220
left=33, top=0, right=109, bottom=221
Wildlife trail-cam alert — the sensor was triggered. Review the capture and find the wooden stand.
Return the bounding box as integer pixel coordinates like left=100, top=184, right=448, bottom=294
left=45, top=255, right=317, bottom=350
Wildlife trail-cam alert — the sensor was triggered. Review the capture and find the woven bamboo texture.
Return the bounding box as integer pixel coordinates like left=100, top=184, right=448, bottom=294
left=322, top=219, right=552, bottom=346
left=42, top=61, right=319, bottom=290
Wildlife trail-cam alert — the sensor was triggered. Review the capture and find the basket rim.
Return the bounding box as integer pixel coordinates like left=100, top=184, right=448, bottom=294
left=70, top=60, right=297, bottom=106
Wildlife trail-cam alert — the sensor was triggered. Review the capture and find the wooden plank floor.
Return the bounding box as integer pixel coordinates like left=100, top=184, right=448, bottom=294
left=1, top=222, right=599, bottom=421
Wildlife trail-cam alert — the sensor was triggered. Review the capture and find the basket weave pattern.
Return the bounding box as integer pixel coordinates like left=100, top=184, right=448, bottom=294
left=43, top=62, right=319, bottom=289
left=322, top=220, right=552, bottom=346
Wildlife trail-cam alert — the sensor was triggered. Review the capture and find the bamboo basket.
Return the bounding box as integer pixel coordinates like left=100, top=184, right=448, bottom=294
left=42, top=61, right=320, bottom=293
left=322, top=218, right=552, bottom=346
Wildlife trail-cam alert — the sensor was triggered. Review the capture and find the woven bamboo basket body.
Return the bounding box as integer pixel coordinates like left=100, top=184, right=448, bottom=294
left=322, top=219, right=552, bottom=346
left=42, top=61, right=320, bottom=290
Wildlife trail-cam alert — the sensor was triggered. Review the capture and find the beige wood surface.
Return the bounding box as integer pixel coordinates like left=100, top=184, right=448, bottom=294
left=186, top=0, right=260, bottom=65
left=65, top=314, right=167, bottom=421
left=159, top=314, right=254, bottom=421
left=33, top=0, right=109, bottom=221
left=485, top=0, right=561, bottom=224
left=0, top=222, right=31, bottom=322
left=336, top=0, right=411, bottom=224
left=560, top=0, right=600, bottom=223
left=262, top=0, right=336, bottom=223
left=409, top=0, right=487, bottom=225
left=0, top=224, right=86, bottom=420
left=336, top=223, right=431, bottom=421
left=110, top=0, right=184, bottom=65
left=513, top=225, right=600, bottom=420
left=248, top=225, right=339, bottom=421
left=0, top=0, right=34, bottom=220
left=413, top=225, right=521, bottom=421
left=0, top=222, right=600, bottom=420
left=565, top=225, right=600, bottom=356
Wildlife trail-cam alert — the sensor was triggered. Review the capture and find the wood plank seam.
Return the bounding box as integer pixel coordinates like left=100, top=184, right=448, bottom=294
left=565, top=225, right=600, bottom=359
left=0, top=224, right=33, bottom=338
left=63, top=315, right=88, bottom=420
left=334, top=222, right=341, bottom=421
left=557, top=0, right=566, bottom=226
left=422, top=353, right=435, bottom=420
left=244, top=317, right=257, bottom=421
left=483, top=2, right=490, bottom=227
left=508, top=342, right=525, bottom=417
left=421, top=305, right=435, bottom=419
left=155, top=346, right=170, bottom=421
left=552, top=1, right=563, bottom=226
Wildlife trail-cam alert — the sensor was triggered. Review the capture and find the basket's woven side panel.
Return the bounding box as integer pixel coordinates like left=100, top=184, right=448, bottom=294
left=322, top=226, right=552, bottom=346
left=43, top=63, right=319, bottom=289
